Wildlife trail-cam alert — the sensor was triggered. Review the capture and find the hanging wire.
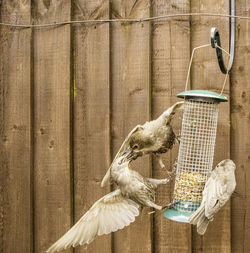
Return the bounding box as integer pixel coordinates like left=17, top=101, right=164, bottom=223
left=215, top=45, right=231, bottom=95
left=185, top=44, right=211, bottom=92
left=0, top=11, right=234, bottom=95
left=0, top=13, right=249, bottom=29
left=185, top=43, right=231, bottom=95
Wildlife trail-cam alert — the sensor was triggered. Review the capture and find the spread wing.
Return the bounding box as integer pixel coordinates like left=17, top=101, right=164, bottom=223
left=203, top=169, right=229, bottom=219
left=101, top=125, right=143, bottom=187
left=46, top=189, right=139, bottom=253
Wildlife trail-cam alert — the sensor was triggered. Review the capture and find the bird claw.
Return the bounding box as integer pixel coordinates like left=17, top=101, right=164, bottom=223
left=175, top=135, right=181, bottom=144
left=162, top=200, right=180, bottom=210
left=170, top=161, right=178, bottom=175
left=165, top=169, right=176, bottom=181
left=161, top=178, right=170, bottom=184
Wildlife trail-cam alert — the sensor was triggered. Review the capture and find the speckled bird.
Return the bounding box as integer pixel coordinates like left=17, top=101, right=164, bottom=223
left=46, top=155, right=171, bottom=253
left=101, top=101, right=184, bottom=187
left=189, top=159, right=236, bottom=235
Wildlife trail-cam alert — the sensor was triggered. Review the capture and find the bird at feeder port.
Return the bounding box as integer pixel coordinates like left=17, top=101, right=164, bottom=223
left=189, top=159, right=236, bottom=235
left=46, top=153, right=173, bottom=253
left=101, top=101, right=184, bottom=187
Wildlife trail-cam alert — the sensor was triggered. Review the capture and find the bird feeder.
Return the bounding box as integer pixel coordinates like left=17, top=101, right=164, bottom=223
left=163, top=90, right=227, bottom=222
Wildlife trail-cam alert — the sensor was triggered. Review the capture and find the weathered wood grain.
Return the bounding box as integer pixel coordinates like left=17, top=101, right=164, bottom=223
left=0, top=1, right=249, bottom=253
left=190, top=1, right=231, bottom=252
left=73, top=1, right=111, bottom=253
left=33, top=1, right=72, bottom=252
left=231, top=2, right=250, bottom=252
left=152, top=1, right=191, bottom=252
left=0, top=1, right=32, bottom=253
left=111, top=1, right=152, bottom=253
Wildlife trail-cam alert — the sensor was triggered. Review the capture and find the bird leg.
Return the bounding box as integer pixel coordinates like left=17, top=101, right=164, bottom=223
left=145, top=200, right=162, bottom=210
left=146, top=177, right=171, bottom=188
left=175, top=130, right=181, bottom=144
left=164, top=163, right=177, bottom=181
left=162, top=200, right=180, bottom=210
left=153, top=153, right=166, bottom=170
left=171, top=160, right=178, bottom=174
left=153, top=154, right=175, bottom=179
left=158, top=157, right=166, bottom=169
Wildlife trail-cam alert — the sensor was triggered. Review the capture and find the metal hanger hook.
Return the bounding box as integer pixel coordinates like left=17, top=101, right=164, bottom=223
left=211, top=28, right=228, bottom=74
left=210, top=0, right=235, bottom=74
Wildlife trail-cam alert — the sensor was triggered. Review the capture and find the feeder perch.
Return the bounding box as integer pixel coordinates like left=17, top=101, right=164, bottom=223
left=163, top=90, right=227, bottom=223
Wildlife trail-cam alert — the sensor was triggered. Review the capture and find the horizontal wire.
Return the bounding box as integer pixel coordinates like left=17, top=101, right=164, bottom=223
left=0, top=12, right=249, bottom=29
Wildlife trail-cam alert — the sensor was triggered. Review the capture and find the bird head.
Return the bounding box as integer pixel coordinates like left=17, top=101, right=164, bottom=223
left=120, top=131, right=154, bottom=163
left=217, top=159, right=236, bottom=171
left=129, top=132, right=154, bottom=153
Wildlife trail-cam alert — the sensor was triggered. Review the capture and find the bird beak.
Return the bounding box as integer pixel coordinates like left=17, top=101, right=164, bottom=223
left=121, top=148, right=135, bottom=162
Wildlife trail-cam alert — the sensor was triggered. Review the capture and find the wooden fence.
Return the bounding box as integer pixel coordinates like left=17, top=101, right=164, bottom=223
left=0, top=0, right=249, bottom=253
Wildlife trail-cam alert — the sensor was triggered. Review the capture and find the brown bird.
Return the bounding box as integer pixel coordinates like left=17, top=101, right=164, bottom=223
left=46, top=154, right=171, bottom=253
left=101, top=101, right=184, bottom=187
left=189, top=159, right=236, bottom=235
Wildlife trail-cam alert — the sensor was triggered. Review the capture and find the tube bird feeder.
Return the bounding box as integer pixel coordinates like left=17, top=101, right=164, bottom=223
left=163, top=90, right=227, bottom=222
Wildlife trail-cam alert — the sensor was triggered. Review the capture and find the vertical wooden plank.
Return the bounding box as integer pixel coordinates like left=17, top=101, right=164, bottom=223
left=152, top=1, right=191, bottom=252
left=190, top=1, right=231, bottom=252
left=0, top=2, right=32, bottom=253
left=33, top=1, right=72, bottom=252
left=111, top=1, right=152, bottom=253
left=73, top=1, right=111, bottom=253
left=231, top=2, right=250, bottom=252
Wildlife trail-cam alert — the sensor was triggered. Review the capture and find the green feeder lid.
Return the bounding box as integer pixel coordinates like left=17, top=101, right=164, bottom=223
left=177, top=90, right=228, bottom=102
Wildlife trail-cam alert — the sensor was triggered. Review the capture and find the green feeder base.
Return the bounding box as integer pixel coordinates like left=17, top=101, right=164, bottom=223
left=163, top=208, right=193, bottom=223
left=163, top=200, right=201, bottom=223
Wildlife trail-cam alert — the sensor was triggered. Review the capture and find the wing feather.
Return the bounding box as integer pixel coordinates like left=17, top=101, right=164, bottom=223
left=46, top=189, right=139, bottom=253
left=101, top=125, right=143, bottom=187
left=204, top=168, right=232, bottom=219
left=189, top=160, right=236, bottom=235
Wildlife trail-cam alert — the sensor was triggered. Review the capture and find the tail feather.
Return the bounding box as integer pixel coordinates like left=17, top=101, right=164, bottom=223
left=188, top=205, right=205, bottom=225
left=197, top=216, right=209, bottom=235
left=163, top=101, right=184, bottom=124
left=189, top=205, right=210, bottom=235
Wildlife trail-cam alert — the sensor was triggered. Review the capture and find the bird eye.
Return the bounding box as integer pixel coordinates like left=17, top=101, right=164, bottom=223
left=132, top=144, right=139, bottom=150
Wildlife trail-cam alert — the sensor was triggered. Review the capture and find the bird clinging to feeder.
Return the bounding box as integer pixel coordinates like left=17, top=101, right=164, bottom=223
left=189, top=159, right=236, bottom=235
left=47, top=153, right=172, bottom=253
left=101, top=101, right=184, bottom=187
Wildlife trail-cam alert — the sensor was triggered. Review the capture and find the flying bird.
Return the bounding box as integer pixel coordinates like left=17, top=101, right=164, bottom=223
left=189, top=159, right=236, bottom=235
left=101, top=101, right=184, bottom=187
left=46, top=154, right=172, bottom=253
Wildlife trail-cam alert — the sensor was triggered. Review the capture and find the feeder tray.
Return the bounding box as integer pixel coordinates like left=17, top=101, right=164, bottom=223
left=163, top=90, right=227, bottom=223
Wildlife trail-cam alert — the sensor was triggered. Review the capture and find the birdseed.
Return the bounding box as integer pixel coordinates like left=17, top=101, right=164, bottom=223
left=173, top=171, right=207, bottom=202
